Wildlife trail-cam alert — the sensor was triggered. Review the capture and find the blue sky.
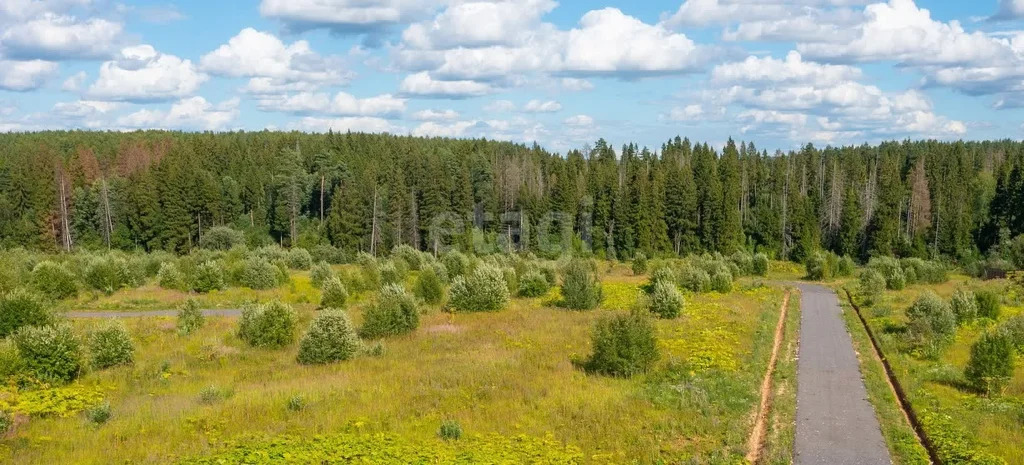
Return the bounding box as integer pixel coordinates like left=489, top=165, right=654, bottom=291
left=1, top=0, right=1024, bottom=153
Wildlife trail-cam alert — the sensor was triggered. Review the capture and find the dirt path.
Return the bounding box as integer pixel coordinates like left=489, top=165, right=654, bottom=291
left=793, top=283, right=891, bottom=465
left=745, top=290, right=791, bottom=464
left=66, top=309, right=242, bottom=318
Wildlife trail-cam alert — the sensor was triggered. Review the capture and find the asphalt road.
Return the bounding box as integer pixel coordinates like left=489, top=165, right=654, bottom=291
left=66, top=309, right=242, bottom=318
left=793, top=283, right=892, bottom=465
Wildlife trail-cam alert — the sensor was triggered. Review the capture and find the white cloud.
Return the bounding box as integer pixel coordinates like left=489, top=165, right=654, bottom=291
left=522, top=99, right=561, bottom=113
left=991, top=0, right=1024, bottom=20
left=0, top=59, right=58, bottom=91
left=1, top=13, right=122, bottom=59
left=259, top=0, right=440, bottom=34
left=288, top=116, right=403, bottom=133
left=61, top=70, right=86, bottom=91
left=411, top=109, right=459, bottom=121
left=53, top=99, right=119, bottom=118
left=564, top=114, right=594, bottom=127
left=402, top=0, right=555, bottom=50
left=666, top=104, right=705, bottom=122
left=399, top=71, right=493, bottom=98
left=484, top=100, right=516, bottom=112
left=201, top=28, right=351, bottom=93
left=87, top=45, right=207, bottom=102
left=560, top=78, right=593, bottom=91
left=117, top=97, right=239, bottom=130
left=256, top=91, right=406, bottom=116
left=660, top=0, right=792, bottom=27
left=412, top=120, right=478, bottom=138
left=712, top=51, right=862, bottom=86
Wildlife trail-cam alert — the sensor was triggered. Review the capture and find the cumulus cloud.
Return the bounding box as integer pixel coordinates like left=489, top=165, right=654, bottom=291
left=117, top=97, right=239, bottom=130
left=259, top=0, right=440, bottom=35
left=287, top=116, right=403, bottom=133
left=402, top=0, right=555, bottom=50
left=411, top=109, right=459, bottom=121
left=87, top=45, right=207, bottom=102
left=522, top=99, right=561, bottom=113
left=1, top=13, right=122, bottom=60
left=61, top=70, right=86, bottom=91
left=256, top=91, right=406, bottom=116
left=560, top=78, right=593, bottom=91
left=0, top=59, right=58, bottom=91
left=564, top=114, right=594, bottom=127
left=665, top=104, right=706, bottom=122
left=991, top=0, right=1024, bottom=20
left=201, top=28, right=352, bottom=94
left=399, top=71, right=493, bottom=98
left=712, top=51, right=862, bottom=86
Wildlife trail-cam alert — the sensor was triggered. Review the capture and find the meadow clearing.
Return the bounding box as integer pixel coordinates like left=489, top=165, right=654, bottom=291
left=0, top=250, right=795, bottom=464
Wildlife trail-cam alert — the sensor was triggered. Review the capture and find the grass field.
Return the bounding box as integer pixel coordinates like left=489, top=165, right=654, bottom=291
left=0, top=262, right=792, bottom=464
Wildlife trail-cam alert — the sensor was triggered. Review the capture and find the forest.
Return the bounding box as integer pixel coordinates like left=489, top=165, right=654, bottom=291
left=1, top=131, right=1022, bottom=269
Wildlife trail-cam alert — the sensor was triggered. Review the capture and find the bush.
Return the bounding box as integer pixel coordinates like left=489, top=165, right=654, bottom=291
left=836, top=255, right=855, bottom=277
left=192, top=261, right=225, bottom=293
left=441, top=250, right=470, bottom=279
left=729, top=252, right=753, bottom=276
left=0, top=288, right=54, bottom=338
left=964, top=331, right=1015, bottom=395
left=647, top=281, right=683, bottom=319
left=976, top=290, right=1001, bottom=320
left=239, top=258, right=279, bottom=290
left=198, top=385, right=231, bottom=404
left=310, top=261, right=334, bottom=289
left=14, top=324, right=81, bottom=384
left=999, top=315, right=1024, bottom=353
left=392, top=245, right=423, bottom=271
left=430, top=262, right=451, bottom=284
left=906, top=291, right=957, bottom=357
left=902, top=258, right=948, bottom=284
left=869, top=257, right=906, bottom=290
left=355, top=253, right=381, bottom=290
left=752, top=253, right=769, bottom=276
left=157, top=262, right=187, bottom=290
left=710, top=271, right=733, bottom=293
left=450, top=265, right=510, bottom=312
left=804, top=251, right=831, bottom=280
left=0, top=338, right=24, bottom=381
left=297, top=309, right=361, bottom=365
left=0, top=410, right=11, bottom=435
left=678, top=267, right=711, bottom=293
left=31, top=261, right=78, bottom=300
left=286, top=248, right=313, bottom=270
left=648, top=267, right=676, bottom=289
left=560, top=259, right=602, bottom=310
left=83, top=255, right=134, bottom=294
left=380, top=261, right=404, bottom=285
left=200, top=226, right=245, bottom=251
left=88, top=320, right=134, bottom=369
left=438, top=419, right=462, bottom=441
left=360, top=284, right=420, bottom=339
left=320, top=277, right=348, bottom=309
left=858, top=269, right=887, bottom=306
left=517, top=270, right=550, bottom=298
left=177, top=298, right=205, bottom=336
left=631, top=252, right=648, bottom=275
left=238, top=301, right=298, bottom=349
left=580, top=310, right=658, bottom=377
left=85, top=402, right=111, bottom=424
left=950, top=289, right=978, bottom=325
left=310, top=244, right=345, bottom=265
left=415, top=267, right=445, bottom=304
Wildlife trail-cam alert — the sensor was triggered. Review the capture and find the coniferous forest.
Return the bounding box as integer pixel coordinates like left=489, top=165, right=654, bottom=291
left=2, top=131, right=1022, bottom=268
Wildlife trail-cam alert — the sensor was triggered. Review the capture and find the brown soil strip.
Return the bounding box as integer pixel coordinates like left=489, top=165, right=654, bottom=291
left=745, top=290, right=791, bottom=464
left=842, top=288, right=940, bottom=465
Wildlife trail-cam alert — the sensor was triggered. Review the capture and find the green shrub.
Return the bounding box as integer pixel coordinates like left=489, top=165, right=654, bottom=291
left=560, top=259, right=602, bottom=310
left=858, top=269, right=886, bottom=306
left=415, top=267, right=445, bottom=304
left=804, top=251, right=831, bottom=280
left=976, top=290, right=1001, bottom=320
left=287, top=395, right=306, bottom=411
left=355, top=253, right=381, bottom=290
left=200, top=226, right=245, bottom=251
left=905, top=291, right=956, bottom=357
left=439, top=419, right=462, bottom=441
left=0, top=288, right=54, bottom=338
left=191, top=261, right=225, bottom=293
left=310, top=244, right=345, bottom=265
left=83, top=255, right=134, bottom=294
left=157, top=262, right=187, bottom=290
left=678, top=267, right=711, bottom=293
left=902, top=258, right=948, bottom=284
left=868, top=256, right=906, bottom=290
left=647, top=281, right=683, bottom=319
left=286, top=248, right=313, bottom=270
left=85, top=401, right=111, bottom=425
left=198, top=385, right=231, bottom=404
left=648, top=267, right=676, bottom=289
left=710, top=271, right=733, bottom=293
left=950, top=289, right=978, bottom=325
left=0, top=338, right=24, bottom=381
left=238, top=301, right=298, bottom=349
left=176, top=298, right=205, bottom=336
left=310, top=261, right=334, bottom=289
left=320, top=276, right=348, bottom=308
left=631, top=252, right=648, bottom=275
left=729, top=252, right=753, bottom=276
left=0, top=410, right=11, bottom=435
left=441, top=250, right=470, bottom=278
left=14, top=323, right=81, bottom=384
left=430, top=262, right=451, bottom=284
left=392, top=245, right=423, bottom=271
left=517, top=270, right=551, bottom=298
left=580, top=310, right=658, bottom=377
left=449, top=265, right=510, bottom=312
left=88, top=320, right=134, bottom=369
left=1000, top=315, right=1024, bottom=353
left=752, top=253, right=769, bottom=276
left=360, top=284, right=420, bottom=339
left=240, top=258, right=279, bottom=290
left=964, top=331, right=1015, bottom=395
left=31, top=261, right=78, bottom=300
left=297, top=308, right=361, bottom=365
left=836, top=255, right=855, bottom=277
left=539, top=263, right=557, bottom=287
left=380, top=261, right=404, bottom=285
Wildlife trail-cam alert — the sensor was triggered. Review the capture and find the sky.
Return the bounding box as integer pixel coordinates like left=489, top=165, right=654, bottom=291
left=2, top=0, right=1024, bottom=153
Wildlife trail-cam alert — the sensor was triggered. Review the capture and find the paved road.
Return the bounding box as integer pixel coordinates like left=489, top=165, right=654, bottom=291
left=66, top=309, right=242, bottom=318
left=794, top=283, right=891, bottom=465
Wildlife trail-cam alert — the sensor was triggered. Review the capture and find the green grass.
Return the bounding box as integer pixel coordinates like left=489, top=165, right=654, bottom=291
left=761, top=291, right=799, bottom=465
left=0, top=266, right=794, bottom=464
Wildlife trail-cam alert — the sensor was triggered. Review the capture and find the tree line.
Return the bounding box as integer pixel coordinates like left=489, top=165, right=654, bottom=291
left=0, top=130, right=1021, bottom=264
